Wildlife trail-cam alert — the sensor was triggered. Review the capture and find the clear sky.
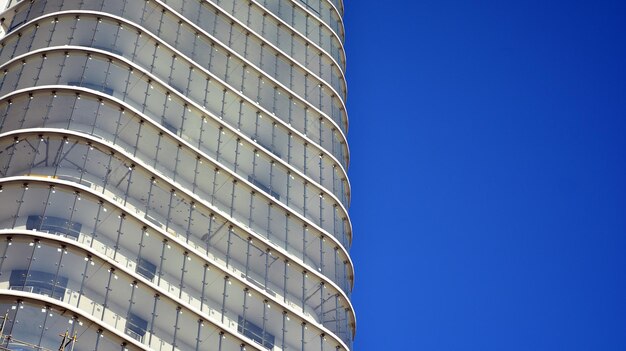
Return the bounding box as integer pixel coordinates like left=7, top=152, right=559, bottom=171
left=344, top=0, right=626, bottom=350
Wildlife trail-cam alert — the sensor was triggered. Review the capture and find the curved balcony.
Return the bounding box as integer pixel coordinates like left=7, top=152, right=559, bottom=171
left=0, top=295, right=147, bottom=351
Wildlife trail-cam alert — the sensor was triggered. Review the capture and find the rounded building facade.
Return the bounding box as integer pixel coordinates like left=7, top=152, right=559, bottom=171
left=0, top=0, right=354, bottom=350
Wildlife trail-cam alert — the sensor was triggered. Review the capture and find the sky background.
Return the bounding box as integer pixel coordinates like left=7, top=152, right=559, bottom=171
left=344, top=1, right=626, bottom=350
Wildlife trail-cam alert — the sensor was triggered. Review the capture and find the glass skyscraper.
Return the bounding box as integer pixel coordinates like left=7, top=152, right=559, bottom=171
left=0, top=0, right=353, bottom=350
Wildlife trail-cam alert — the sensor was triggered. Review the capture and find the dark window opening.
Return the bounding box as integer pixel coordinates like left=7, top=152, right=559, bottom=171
left=161, top=120, right=178, bottom=134
left=136, top=258, right=157, bottom=281
left=9, top=270, right=68, bottom=301
left=255, top=139, right=281, bottom=158
left=125, top=312, right=148, bottom=342
left=238, top=316, right=275, bottom=349
left=26, top=215, right=82, bottom=240
left=248, top=176, right=280, bottom=200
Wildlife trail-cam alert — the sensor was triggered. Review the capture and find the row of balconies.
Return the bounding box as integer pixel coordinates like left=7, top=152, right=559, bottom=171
left=0, top=177, right=354, bottom=346
left=254, top=0, right=345, bottom=44
left=0, top=52, right=353, bottom=245
left=5, top=0, right=349, bottom=134
left=0, top=220, right=352, bottom=349
left=0, top=20, right=351, bottom=203
left=0, top=132, right=353, bottom=298
left=0, top=91, right=352, bottom=259
left=181, top=0, right=347, bottom=84
left=0, top=297, right=146, bottom=351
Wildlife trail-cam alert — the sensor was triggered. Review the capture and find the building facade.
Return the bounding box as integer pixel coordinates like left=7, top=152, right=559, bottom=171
left=0, top=0, right=354, bottom=350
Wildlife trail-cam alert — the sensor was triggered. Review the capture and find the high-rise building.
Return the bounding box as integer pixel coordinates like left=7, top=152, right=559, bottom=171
left=0, top=0, right=354, bottom=350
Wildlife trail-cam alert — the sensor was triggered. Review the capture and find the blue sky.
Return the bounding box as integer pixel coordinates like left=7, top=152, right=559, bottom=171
left=344, top=0, right=626, bottom=350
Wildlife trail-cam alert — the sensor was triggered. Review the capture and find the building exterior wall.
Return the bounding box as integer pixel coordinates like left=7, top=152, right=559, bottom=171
left=0, top=0, right=353, bottom=350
